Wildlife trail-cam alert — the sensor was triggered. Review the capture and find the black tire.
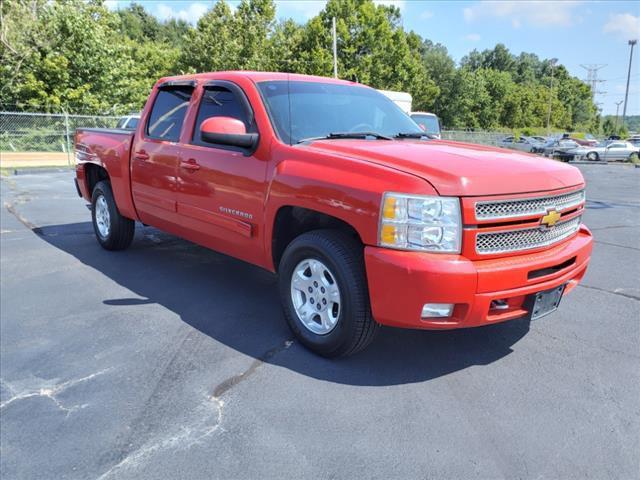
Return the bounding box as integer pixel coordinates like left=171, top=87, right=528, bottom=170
left=278, top=229, right=379, bottom=358
left=91, top=180, right=135, bottom=250
left=586, top=151, right=599, bottom=161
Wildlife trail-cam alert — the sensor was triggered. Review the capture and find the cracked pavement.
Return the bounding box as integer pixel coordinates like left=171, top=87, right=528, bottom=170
left=1, top=165, right=638, bottom=479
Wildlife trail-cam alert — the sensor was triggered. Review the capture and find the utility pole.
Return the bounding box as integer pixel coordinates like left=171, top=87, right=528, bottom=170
left=614, top=100, right=624, bottom=131
left=332, top=17, right=338, bottom=79
left=546, top=58, right=557, bottom=136
left=622, top=39, right=637, bottom=127
left=580, top=64, right=607, bottom=100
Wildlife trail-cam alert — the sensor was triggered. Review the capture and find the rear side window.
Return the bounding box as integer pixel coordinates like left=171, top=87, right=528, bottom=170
left=191, top=86, right=252, bottom=147
left=146, top=87, right=194, bottom=141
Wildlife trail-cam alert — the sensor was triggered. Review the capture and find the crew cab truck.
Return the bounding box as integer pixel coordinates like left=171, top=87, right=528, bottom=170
left=74, top=72, right=593, bottom=357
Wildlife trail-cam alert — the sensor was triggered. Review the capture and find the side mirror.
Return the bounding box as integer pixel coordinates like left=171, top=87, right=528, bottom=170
left=200, top=117, right=258, bottom=150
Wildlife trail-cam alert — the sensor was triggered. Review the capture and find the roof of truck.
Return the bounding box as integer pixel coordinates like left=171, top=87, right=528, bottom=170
left=156, top=71, right=364, bottom=87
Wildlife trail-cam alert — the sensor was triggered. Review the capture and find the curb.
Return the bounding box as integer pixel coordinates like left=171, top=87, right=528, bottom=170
left=4, top=166, right=74, bottom=176
left=568, top=161, right=637, bottom=167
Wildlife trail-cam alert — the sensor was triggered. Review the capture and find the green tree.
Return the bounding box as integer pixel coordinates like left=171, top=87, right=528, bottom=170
left=296, top=0, right=438, bottom=110
left=117, top=3, right=161, bottom=42
left=1, top=0, right=136, bottom=113
left=0, top=0, right=601, bottom=131
left=178, top=0, right=276, bottom=73
left=269, top=19, right=306, bottom=72
left=417, top=40, right=456, bottom=125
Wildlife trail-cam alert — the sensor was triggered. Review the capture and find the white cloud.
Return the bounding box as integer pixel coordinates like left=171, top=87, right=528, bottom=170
left=465, top=33, right=481, bottom=42
left=374, top=0, right=406, bottom=11
left=603, top=13, right=640, bottom=40
left=463, top=1, right=583, bottom=28
left=155, top=3, right=209, bottom=24
left=275, top=0, right=326, bottom=20
left=420, top=10, right=434, bottom=20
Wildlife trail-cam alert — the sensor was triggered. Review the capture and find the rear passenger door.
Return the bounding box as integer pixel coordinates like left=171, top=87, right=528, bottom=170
left=131, top=83, right=194, bottom=230
left=176, top=81, right=268, bottom=266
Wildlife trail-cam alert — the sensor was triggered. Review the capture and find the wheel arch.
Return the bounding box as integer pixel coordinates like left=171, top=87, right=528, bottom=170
left=271, top=206, right=363, bottom=271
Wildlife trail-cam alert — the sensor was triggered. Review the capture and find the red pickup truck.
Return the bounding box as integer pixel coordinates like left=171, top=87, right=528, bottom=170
left=74, top=72, right=593, bottom=357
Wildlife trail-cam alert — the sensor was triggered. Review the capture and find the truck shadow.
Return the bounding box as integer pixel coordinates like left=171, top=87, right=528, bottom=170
left=36, top=222, right=531, bottom=387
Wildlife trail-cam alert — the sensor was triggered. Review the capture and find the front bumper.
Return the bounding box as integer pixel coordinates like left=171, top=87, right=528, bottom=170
left=364, top=225, right=593, bottom=329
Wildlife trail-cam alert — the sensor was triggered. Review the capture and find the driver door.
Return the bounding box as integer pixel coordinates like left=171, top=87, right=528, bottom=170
left=175, top=81, right=268, bottom=266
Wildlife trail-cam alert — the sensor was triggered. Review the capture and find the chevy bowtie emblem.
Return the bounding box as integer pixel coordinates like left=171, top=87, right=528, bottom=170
left=541, top=209, right=561, bottom=227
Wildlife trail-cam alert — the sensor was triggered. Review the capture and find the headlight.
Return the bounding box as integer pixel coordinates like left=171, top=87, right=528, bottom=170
left=379, top=193, right=462, bottom=253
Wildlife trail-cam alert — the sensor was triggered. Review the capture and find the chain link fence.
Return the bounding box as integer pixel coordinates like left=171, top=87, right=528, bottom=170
left=1, top=111, right=121, bottom=166
left=1, top=111, right=517, bottom=166
left=441, top=130, right=511, bottom=146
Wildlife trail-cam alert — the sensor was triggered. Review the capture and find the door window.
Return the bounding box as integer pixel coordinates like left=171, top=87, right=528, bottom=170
left=146, top=86, right=194, bottom=142
left=192, top=86, right=253, bottom=147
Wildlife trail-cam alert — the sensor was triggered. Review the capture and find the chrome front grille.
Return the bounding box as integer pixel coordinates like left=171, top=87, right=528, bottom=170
left=475, top=189, right=585, bottom=220
left=476, top=216, right=582, bottom=255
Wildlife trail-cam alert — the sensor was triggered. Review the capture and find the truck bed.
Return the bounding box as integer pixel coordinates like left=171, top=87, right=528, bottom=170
left=75, top=127, right=137, bottom=220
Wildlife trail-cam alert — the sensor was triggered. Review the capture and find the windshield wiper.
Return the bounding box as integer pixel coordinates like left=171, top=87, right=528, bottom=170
left=297, top=132, right=393, bottom=144
left=394, top=132, right=436, bottom=140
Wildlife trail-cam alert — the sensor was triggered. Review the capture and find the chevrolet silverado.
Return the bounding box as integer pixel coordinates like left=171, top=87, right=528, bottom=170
left=74, top=72, right=593, bottom=357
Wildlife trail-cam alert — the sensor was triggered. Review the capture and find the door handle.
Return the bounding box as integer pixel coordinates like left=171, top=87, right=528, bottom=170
left=180, top=158, right=200, bottom=171
left=134, top=150, right=149, bottom=161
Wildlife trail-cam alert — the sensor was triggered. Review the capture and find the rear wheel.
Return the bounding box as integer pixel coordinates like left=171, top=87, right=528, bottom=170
left=91, top=181, right=135, bottom=250
left=278, top=229, right=378, bottom=357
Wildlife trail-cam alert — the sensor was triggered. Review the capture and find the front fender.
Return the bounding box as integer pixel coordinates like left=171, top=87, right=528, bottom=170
left=264, top=155, right=435, bottom=267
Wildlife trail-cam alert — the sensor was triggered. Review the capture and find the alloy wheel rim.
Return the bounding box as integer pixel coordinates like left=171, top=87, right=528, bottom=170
left=290, top=258, right=341, bottom=335
left=95, top=195, right=111, bottom=238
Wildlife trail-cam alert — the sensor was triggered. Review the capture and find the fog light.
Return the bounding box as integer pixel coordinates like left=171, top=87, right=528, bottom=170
left=421, top=303, right=454, bottom=318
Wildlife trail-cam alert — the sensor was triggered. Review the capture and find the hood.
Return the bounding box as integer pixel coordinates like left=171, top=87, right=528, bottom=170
left=303, top=139, right=584, bottom=196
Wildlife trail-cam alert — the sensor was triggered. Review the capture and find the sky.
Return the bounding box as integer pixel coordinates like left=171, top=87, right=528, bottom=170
left=106, top=0, right=640, bottom=116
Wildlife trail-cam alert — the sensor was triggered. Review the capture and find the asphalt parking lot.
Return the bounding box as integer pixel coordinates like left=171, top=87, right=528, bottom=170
left=1, top=164, right=638, bottom=479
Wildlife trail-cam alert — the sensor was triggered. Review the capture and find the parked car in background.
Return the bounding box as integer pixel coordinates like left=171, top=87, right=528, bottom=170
left=627, top=135, right=640, bottom=147
left=570, top=141, right=640, bottom=162
left=542, top=139, right=580, bottom=161
left=498, top=135, right=544, bottom=153
left=410, top=112, right=441, bottom=138
left=116, top=114, right=140, bottom=130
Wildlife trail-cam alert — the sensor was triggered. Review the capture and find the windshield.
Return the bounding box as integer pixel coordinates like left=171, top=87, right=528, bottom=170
left=410, top=114, right=440, bottom=135
left=257, top=80, right=422, bottom=145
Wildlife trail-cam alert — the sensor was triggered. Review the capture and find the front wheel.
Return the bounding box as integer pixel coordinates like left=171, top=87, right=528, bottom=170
left=278, top=230, right=379, bottom=357
left=586, top=151, right=599, bottom=161
left=91, top=181, right=135, bottom=250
